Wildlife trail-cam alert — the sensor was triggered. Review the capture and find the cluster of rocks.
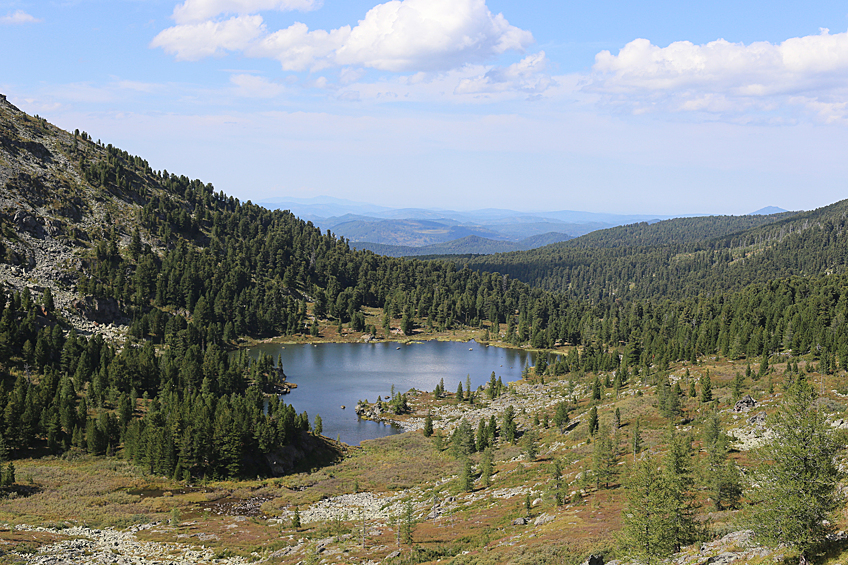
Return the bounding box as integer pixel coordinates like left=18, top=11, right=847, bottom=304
left=8, top=523, right=251, bottom=565
left=272, top=491, right=410, bottom=526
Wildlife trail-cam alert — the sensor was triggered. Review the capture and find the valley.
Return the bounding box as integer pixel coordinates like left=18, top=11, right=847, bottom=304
left=1, top=95, right=848, bottom=565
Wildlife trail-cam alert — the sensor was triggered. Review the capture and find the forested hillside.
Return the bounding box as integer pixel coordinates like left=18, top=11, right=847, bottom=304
left=562, top=213, right=795, bottom=249
left=454, top=204, right=848, bottom=301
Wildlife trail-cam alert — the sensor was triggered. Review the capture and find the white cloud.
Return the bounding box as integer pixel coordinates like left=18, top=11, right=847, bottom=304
left=173, top=0, right=320, bottom=24
left=250, top=21, right=349, bottom=71
left=230, top=73, right=286, bottom=97
left=151, top=15, right=265, bottom=60
left=329, top=0, right=532, bottom=71
left=156, top=0, right=533, bottom=72
left=0, top=10, right=41, bottom=25
left=589, top=28, right=848, bottom=120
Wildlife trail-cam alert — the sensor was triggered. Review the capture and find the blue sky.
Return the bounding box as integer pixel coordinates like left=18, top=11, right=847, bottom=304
left=3, top=0, right=848, bottom=214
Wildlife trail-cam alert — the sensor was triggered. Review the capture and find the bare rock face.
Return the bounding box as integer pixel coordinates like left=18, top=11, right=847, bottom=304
left=12, top=210, right=44, bottom=238
left=733, top=394, right=756, bottom=412
left=72, top=296, right=122, bottom=323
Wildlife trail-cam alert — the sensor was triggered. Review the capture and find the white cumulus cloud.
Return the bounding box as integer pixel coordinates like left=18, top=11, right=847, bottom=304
left=589, top=28, right=848, bottom=120
left=155, top=0, right=532, bottom=73
left=0, top=10, right=41, bottom=25
left=151, top=15, right=265, bottom=60
left=172, top=0, right=320, bottom=24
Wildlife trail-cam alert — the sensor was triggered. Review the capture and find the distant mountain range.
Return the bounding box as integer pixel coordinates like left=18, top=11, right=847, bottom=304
left=351, top=233, right=574, bottom=257
left=257, top=197, right=788, bottom=256
left=257, top=196, right=668, bottom=254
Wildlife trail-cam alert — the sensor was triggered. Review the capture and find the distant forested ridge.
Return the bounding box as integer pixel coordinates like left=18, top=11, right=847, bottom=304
left=452, top=206, right=848, bottom=301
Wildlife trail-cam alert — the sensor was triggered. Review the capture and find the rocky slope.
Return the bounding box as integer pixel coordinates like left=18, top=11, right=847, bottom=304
left=0, top=94, right=143, bottom=338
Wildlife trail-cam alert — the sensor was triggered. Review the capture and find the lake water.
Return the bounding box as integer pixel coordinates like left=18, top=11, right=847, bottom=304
left=245, top=340, right=536, bottom=445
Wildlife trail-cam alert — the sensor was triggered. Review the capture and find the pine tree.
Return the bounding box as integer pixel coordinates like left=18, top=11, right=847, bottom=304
left=3, top=461, right=14, bottom=486
left=592, top=421, right=617, bottom=489
left=402, top=501, right=415, bottom=544
left=700, top=371, right=712, bottom=403
left=475, top=419, right=487, bottom=451
left=462, top=457, right=474, bottom=492
left=481, top=447, right=493, bottom=487
left=551, top=460, right=563, bottom=505
left=759, top=352, right=769, bottom=378
left=663, top=426, right=696, bottom=551
left=732, top=372, right=744, bottom=401
left=587, top=406, right=599, bottom=436
left=554, top=401, right=569, bottom=432
left=751, top=376, right=841, bottom=558
left=620, top=455, right=678, bottom=564
left=291, top=506, right=301, bottom=530
left=313, top=414, right=323, bottom=435
left=423, top=412, right=433, bottom=438
left=502, top=406, right=517, bottom=443
left=632, top=417, right=643, bottom=458
left=700, top=412, right=741, bottom=510
left=522, top=428, right=537, bottom=461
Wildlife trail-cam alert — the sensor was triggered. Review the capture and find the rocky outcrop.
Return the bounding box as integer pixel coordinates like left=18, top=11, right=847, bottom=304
left=355, top=400, right=383, bottom=420
left=72, top=295, right=123, bottom=323
left=733, top=395, right=756, bottom=412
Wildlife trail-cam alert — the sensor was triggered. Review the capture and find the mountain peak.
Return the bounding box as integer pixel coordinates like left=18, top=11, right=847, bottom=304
left=749, top=206, right=788, bottom=215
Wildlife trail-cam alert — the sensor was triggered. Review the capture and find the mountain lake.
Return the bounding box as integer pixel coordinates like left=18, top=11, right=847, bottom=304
left=244, top=340, right=537, bottom=445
